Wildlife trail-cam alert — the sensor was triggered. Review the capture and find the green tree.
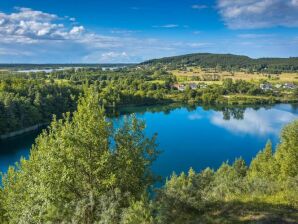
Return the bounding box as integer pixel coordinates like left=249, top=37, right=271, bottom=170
left=211, top=161, right=245, bottom=200
left=2, top=89, right=159, bottom=223
left=0, top=189, right=7, bottom=224
left=275, top=120, right=298, bottom=180
left=248, top=140, right=276, bottom=181
left=121, top=196, right=154, bottom=224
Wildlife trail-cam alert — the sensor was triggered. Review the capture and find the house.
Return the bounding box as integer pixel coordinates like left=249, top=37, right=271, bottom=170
left=275, top=84, right=282, bottom=89
left=177, top=84, right=186, bottom=91
left=172, top=84, right=186, bottom=91
left=283, top=83, right=296, bottom=90
left=189, top=83, right=198, bottom=90
left=260, top=83, right=273, bottom=91
left=198, top=83, right=208, bottom=89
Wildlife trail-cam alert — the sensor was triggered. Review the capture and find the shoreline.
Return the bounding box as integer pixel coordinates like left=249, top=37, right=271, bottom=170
left=1, top=99, right=297, bottom=140
left=0, top=123, right=47, bottom=140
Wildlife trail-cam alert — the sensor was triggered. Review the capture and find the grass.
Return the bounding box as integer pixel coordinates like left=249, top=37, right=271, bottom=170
left=203, top=201, right=298, bottom=224
left=182, top=201, right=298, bottom=224
left=171, top=67, right=298, bottom=85
left=148, top=80, right=165, bottom=84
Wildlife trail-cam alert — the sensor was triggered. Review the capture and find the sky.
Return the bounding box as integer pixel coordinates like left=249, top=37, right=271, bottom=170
left=0, top=0, right=298, bottom=63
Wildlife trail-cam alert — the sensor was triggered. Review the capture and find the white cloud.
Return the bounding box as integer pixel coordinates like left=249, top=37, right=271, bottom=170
left=101, top=51, right=128, bottom=61
left=0, top=7, right=215, bottom=63
left=109, top=29, right=139, bottom=35
left=0, top=47, right=32, bottom=56
left=217, top=0, right=298, bottom=29
left=69, top=26, right=84, bottom=35
left=237, top=33, right=274, bottom=39
left=0, top=7, right=84, bottom=43
left=153, top=24, right=179, bottom=28
left=292, top=0, right=298, bottom=6
left=192, top=5, right=208, bottom=9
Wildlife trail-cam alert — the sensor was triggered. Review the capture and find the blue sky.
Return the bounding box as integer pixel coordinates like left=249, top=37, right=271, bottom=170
left=0, top=0, right=298, bottom=63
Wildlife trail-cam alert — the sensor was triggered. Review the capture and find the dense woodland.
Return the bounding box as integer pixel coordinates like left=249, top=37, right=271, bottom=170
left=142, top=53, right=298, bottom=73
left=0, top=57, right=297, bottom=222
left=1, top=66, right=297, bottom=136
left=0, top=69, right=171, bottom=135
left=0, top=89, right=297, bottom=223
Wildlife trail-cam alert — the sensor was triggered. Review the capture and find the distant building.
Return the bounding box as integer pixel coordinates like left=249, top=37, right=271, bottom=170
left=172, top=84, right=186, bottom=91
left=177, top=84, right=186, bottom=91
left=189, top=83, right=198, bottom=90
left=260, top=83, right=272, bottom=91
left=198, top=83, right=208, bottom=89
left=275, top=84, right=282, bottom=89
left=283, top=83, right=296, bottom=90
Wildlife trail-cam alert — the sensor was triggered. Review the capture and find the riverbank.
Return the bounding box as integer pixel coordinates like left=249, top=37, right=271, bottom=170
left=0, top=123, right=47, bottom=140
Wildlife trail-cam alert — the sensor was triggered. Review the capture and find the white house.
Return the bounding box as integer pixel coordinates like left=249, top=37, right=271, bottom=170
left=260, top=83, right=273, bottom=91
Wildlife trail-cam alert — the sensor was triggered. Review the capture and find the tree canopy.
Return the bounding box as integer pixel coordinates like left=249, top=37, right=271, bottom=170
left=1, top=89, right=159, bottom=223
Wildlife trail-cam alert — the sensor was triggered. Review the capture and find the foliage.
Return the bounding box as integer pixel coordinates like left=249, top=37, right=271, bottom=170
left=275, top=120, right=298, bottom=180
left=1, top=89, right=159, bottom=223
left=0, top=66, right=297, bottom=223
left=121, top=196, right=154, bottom=224
left=155, top=120, right=298, bottom=223
left=142, top=53, right=298, bottom=73
left=0, top=78, right=79, bottom=135
left=0, top=66, right=296, bottom=135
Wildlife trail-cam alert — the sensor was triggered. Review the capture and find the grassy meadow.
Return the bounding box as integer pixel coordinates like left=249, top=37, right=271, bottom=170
left=171, top=67, right=298, bottom=85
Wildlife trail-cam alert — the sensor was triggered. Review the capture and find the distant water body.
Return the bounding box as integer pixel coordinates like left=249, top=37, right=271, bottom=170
left=1, top=104, right=298, bottom=179
left=16, top=66, right=126, bottom=73
left=16, top=68, right=73, bottom=73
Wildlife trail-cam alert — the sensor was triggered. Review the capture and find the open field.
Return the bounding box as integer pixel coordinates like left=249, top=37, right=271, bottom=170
left=171, top=67, right=298, bottom=84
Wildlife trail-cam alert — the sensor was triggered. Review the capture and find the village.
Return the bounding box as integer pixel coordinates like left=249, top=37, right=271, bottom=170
left=172, top=81, right=297, bottom=92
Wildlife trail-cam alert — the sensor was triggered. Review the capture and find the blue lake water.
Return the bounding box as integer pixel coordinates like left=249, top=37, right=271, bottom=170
left=1, top=104, right=298, bottom=179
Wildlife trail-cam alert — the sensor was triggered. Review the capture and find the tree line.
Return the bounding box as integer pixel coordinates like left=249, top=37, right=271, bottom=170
left=0, top=68, right=297, bottom=136
left=0, top=89, right=297, bottom=223
left=142, top=53, right=298, bottom=73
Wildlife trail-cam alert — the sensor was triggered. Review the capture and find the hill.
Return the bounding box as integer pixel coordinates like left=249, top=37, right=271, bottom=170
left=141, top=53, right=298, bottom=73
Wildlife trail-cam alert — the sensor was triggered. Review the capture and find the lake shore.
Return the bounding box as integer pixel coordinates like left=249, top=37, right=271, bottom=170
left=0, top=123, right=47, bottom=140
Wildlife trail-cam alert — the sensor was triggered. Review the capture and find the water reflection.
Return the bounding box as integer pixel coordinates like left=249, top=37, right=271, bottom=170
left=211, top=108, right=298, bottom=136
left=1, top=103, right=298, bottom=178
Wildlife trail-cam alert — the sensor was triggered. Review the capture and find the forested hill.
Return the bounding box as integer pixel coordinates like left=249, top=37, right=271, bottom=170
left=141, top=53, right=298, bottom=72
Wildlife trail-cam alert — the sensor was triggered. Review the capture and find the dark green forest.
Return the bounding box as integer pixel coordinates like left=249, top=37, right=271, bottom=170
left=1, top=67, right=297, bottom=136
left=0, top=56, right=297, bottom=223
left=142, top=53, right=298, bottom=73
left=0, top=89, right=297, bottom=223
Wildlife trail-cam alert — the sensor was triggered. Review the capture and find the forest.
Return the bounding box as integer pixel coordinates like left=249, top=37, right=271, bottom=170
left=142, top=53, right=298, bottom=73
left=1, top=66, right=297, bottom=136
left=1, top=0, right=297, bottom=222
left=0, top=88, right=297, bottom=223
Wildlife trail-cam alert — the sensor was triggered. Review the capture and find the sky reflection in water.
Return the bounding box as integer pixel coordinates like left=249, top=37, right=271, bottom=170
left=1, top=104, right=298, bottom=180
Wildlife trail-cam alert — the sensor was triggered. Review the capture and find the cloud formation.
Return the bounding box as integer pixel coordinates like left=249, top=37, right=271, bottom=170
left=0, top=7, right=84, bottom=43
left=2, top=5, right=296, bottom=63
left=153, top=24, right=179, bottom=28
left=0, top=7, right=214, bottom=63
left=237, top=33, right=274, bottom=39
left=192, top=5, right=208, bottom=9
left=217, top=0, right=298, bottom=29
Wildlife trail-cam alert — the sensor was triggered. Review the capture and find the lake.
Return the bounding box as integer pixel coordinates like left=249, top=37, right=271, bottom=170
left=1, top=104, right=298, bottom=179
